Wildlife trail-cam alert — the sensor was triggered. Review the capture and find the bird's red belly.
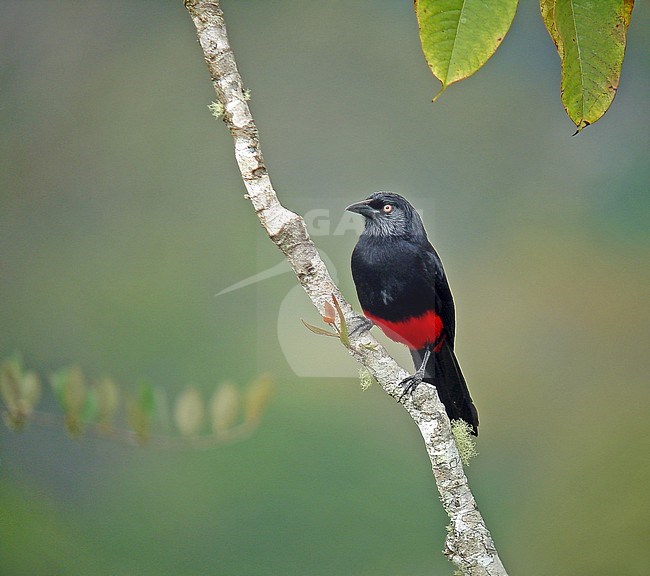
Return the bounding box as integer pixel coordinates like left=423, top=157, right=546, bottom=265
left=363, top=309, right=444, bottom=350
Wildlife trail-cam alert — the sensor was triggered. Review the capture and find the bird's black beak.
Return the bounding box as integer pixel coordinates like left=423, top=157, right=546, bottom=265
left=346, top=199, right=378, bottom=218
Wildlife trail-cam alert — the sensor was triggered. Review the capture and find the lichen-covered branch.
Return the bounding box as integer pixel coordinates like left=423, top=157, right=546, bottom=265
left=183, top=1, right=508, bottom=573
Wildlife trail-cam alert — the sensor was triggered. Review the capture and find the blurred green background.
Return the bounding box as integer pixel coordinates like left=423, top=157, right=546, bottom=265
left=1, top=1, right=648, bottom=575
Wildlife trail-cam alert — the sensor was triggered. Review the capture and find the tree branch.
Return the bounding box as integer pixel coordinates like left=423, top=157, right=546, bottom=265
left=183, top=1, right=508, bottom=573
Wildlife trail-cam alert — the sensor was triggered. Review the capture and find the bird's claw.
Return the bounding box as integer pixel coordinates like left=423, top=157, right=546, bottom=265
left=397, top=373, right=424, bottom=402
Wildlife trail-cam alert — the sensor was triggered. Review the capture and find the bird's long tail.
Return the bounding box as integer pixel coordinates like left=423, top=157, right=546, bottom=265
left=411, top=341, right=479, bottom=435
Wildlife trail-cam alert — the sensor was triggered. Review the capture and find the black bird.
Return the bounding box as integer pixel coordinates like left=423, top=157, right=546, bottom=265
left=347, top=192, right=479, bottom=435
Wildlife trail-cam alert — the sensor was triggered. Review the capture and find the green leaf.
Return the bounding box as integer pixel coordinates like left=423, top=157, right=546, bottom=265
left=541, top=0, right=634, bottom=131
left=79, top=387, right=99, bottom=423
left=20, top=371, right=41, bottom=411
left=94, top=376, right=120, bottom=425
left=331, top=294, right=349, bottom=347
left=210, top=381, right=239, bottom=434
left=0, top=357, right=38, bottom=430
left=244, top=376, right=273, bottom=425
left=415, top=0, right=518, bottom=98
left=0, top=358, right=22, bottom=413
left=301, top=319, right=339, bottom=337
left=50, top=368, right=68, bottom=409
left=137, top=380, right=156, bottom=417
left=541, top=0, right=563, bottom=57
left=127, top=381, right=156, bottom=443
left=52, top=366, right=87, bottom=437
left=174, top=386, right=205, bottom=436
left=63, top=366, right=87, bottom=417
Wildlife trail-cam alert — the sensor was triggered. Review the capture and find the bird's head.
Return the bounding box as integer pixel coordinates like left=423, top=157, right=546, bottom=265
left=346, top=191, right=427, bottom=240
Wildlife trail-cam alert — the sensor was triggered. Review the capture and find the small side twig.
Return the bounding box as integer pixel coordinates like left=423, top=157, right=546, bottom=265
left=21, top=410, right=258, bottom=450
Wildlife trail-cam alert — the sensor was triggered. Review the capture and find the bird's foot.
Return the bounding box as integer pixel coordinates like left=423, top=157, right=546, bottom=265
left=397, top=372, right=424, bottom=402
left=347, top=315, right=374, bottom=338
left=397, top=347, right=431, bottom=402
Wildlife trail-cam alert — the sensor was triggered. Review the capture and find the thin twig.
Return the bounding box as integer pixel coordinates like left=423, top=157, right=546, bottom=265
left=12, top=409, right=259, bottom=450
left=183, top=1, right=508, bottom=573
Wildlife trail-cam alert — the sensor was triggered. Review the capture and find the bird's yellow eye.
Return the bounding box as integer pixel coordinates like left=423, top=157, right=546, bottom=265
left=383, top=204, right=393, bottom=213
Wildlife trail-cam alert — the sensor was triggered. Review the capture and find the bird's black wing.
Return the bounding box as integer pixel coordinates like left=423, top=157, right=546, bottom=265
left=420, top=242, right=457, bottom=346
